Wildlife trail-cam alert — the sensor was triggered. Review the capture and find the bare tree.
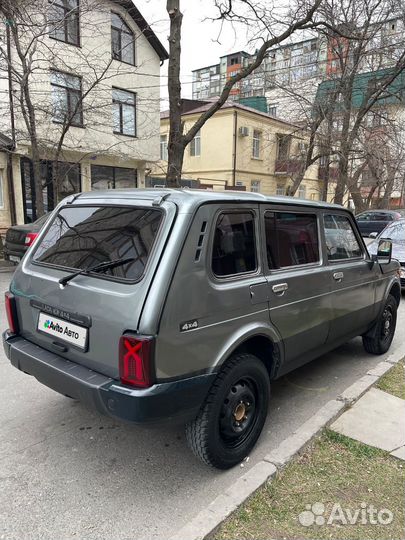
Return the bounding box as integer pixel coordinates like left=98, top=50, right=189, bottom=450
left=270, top=0, right=405, bottom=208
left=165, top=0, right=324, bottom=188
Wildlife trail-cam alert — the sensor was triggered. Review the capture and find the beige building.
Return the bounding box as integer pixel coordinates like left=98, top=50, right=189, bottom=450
left=153, top=102, right=322, bottom=198
left=0, top=0, right=167, bottom=229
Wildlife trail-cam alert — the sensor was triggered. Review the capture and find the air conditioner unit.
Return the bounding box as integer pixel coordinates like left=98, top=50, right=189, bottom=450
left=239, top=126, right=249, bottom=137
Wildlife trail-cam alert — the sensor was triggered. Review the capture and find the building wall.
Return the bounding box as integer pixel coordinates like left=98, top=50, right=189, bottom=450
left=0, top=0, right=163, bottom=226
left=153, top=108, right=322, bottom=199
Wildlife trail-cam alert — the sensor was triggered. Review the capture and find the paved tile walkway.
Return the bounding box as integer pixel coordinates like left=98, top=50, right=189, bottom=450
left=331, top=387, right=405, bottom=459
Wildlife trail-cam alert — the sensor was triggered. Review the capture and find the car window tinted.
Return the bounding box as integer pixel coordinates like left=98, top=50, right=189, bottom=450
left=212, top=212, right=256, bottom=276
left=324, top=214, right=362, bottom=260
left=32, top=206, right=163, bottom=281
left=265, top=212, right=319, bottom=269
left=380, top=221, right=405, bottom=241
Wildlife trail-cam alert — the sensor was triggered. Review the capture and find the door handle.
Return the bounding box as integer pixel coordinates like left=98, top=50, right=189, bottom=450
left=272, top=283, right=288, bottom=295
left=333, top=271, right=344, bottom=282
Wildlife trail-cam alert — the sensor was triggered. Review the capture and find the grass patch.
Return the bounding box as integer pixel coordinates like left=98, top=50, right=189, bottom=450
left=376, top=359, right=405, bottom=400
left=213, top=429, right=405, bottom=540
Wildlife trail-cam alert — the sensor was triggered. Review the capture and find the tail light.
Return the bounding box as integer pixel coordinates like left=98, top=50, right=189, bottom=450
left=5, top=292, right=19, bottom=334
left=24, top=233, right=38, bottom=247
left=119, top=335, right=154, bottom=388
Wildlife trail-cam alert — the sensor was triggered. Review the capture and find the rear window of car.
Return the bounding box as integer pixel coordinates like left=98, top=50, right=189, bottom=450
left=32, top=205, right=163, bottom=282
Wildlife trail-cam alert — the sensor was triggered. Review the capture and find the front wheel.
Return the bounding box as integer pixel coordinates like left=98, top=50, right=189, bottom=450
left=186, top=353, right=270, bottom=469
left=363, top=294, right=397, bottom=355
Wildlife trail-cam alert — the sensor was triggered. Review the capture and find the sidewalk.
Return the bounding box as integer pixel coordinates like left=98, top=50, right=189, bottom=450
left=0, top=260, right=16, bottom=273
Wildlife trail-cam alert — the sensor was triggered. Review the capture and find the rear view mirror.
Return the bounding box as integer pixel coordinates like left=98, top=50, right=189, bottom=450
left=369, top=232, right=378, bottom=239
left=375, top=239, right=392, bottom=264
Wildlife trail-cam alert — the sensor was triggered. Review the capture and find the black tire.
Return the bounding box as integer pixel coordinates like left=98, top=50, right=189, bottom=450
left=186, top=353, right=270, bottom=469
left=362, top=294, right=397, bottom=355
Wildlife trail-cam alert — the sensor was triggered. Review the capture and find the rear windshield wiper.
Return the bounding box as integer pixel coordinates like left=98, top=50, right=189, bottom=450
left=59, top=257, right=136, bottom=287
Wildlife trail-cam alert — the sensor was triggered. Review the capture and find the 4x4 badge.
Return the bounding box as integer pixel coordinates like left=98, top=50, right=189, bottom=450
left=180, top=319, right=198, bottom=332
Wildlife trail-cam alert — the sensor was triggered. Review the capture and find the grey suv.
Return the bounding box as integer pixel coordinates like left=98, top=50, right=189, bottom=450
left=3, top=190, right=401, bottom=469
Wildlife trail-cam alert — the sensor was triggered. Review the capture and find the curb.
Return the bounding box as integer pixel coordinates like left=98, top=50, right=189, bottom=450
left=170, top=349, right=405, bottom=540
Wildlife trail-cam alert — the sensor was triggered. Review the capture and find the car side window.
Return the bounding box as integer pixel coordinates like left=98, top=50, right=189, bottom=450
left=324, top=214, right=363, bottom=261
left=264, top=211, right=319, bottom=269
left=357, top=213, right=370, bottom=221
left=212, top=212, right=257, bottom=277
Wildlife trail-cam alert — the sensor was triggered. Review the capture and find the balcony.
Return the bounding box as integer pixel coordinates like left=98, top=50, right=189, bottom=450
left=274, top=158, right=304, bottom=175
left=318, top=165, right=339, bottom=181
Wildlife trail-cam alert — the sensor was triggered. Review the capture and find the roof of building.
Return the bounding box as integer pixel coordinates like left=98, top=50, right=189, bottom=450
left=315, top=67, right=405, bottom=109
left=116, top=1, right=168, bottom=61
left=0, top=132, right=12, bottom=150
left=160, top=100, right=304, bottom=130
left=74, top=188, right=346, bottom=213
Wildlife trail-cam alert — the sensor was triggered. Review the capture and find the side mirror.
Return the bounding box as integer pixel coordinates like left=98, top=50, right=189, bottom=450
left=374, top=239, right=392, bottom=264
left=369, top=232, right=378, bottom=239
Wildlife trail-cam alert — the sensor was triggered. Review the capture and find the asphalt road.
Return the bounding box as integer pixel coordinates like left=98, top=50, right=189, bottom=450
left=0, top=270, right=404, bottom=540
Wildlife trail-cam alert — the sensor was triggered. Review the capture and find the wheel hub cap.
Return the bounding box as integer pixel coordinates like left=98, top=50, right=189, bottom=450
left=234, top=402, right=246, bottom=422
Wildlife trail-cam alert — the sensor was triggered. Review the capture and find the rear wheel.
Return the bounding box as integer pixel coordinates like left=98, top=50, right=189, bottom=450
left=186, top=353, right=270, bottom=469
left=362, top=294, right=397, bottom=355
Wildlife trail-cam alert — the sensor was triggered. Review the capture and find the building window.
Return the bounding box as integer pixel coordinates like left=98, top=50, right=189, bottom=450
left=50, top=70, right=83, bottom=126
left=160, top=135, right=168, bottom=161
left=276, top=134, right=290, bottom=160
left=252, top=130, right=261, bottom=158
left=251, top=180, right=261, bottom=193
left=91, top=165, right=137, bottom=190
left=298, top=184, right=307, bottom=199
left=111, top=12, right=135, bottom=65
left=20, top=158, right=81, bottom=223
left=0, top=170, right=4, bottom=208
left=212, top=212, right=257, bottom=277
left=112, top=88, right=136, bottom=136
left=48, top=0, right=79, bottom=46
left=276, top=184, right=284, bottom=196
left=190, top=130, right=201, bottom=157
left=268, top=104, right=277, bottom=117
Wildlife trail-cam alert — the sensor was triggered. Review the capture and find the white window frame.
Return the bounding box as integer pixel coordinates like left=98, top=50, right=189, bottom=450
left=0, top=170, right=4, bottom=209
left=190, top=130, right=201, bottom=157
left=251, top=180, right=261, bottom=193
left=160, top=134, right=168, bottom=161
left=252, top=130, right=261, bottom=158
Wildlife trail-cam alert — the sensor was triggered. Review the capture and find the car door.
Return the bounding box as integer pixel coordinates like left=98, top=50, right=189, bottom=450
left=261, top=205, right=333, bottom=369
left=323, top=212, right=379, bottom=344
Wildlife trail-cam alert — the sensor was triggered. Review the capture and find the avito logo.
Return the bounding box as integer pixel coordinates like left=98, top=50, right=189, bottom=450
left=44, top=320, right=64, bottom=333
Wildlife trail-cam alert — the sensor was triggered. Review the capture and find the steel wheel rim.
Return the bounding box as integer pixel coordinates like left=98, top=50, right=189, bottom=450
left=381, top=306, right=394, bottom=342
left=219, top=377, right=259, bottom=449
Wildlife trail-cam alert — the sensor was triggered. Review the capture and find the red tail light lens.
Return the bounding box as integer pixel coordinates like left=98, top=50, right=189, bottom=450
left=24, top=233, right=38, bottom=247
left=119, top=336, right=154, bottom=388
left=5, top=292, right=18, bottom=334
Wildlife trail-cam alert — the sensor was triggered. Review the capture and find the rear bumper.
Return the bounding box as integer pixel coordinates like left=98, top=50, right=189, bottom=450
left=3, top=332, right=215, bottom=424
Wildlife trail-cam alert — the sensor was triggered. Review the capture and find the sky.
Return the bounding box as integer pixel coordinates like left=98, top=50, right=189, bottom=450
left=139, top=1, right=253, bottom=107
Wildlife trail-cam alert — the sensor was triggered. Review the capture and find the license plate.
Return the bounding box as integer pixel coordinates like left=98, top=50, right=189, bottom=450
left=9, top=255, right=20, bottom=263
left=37, top=312, right=88, bottom=350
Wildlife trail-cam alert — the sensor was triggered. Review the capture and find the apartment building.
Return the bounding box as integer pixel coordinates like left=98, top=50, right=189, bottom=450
left=153, top=101, right=322, bottom=198
left=0, top=0, right=168, bottom=228
left=192, top=16, right=403, bottom=122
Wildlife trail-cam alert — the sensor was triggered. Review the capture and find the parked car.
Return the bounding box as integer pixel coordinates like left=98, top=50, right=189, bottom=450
left=356, top=209, right=402, bottom=237
left=368, top=219, right=405, bottom=289
left=3, top=214, right=50, bottom=264
left=3, top=190, right=401, bottom=469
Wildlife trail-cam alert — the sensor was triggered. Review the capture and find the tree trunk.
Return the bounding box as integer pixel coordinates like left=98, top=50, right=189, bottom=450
left=166, top=0, right=184, bottom=188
